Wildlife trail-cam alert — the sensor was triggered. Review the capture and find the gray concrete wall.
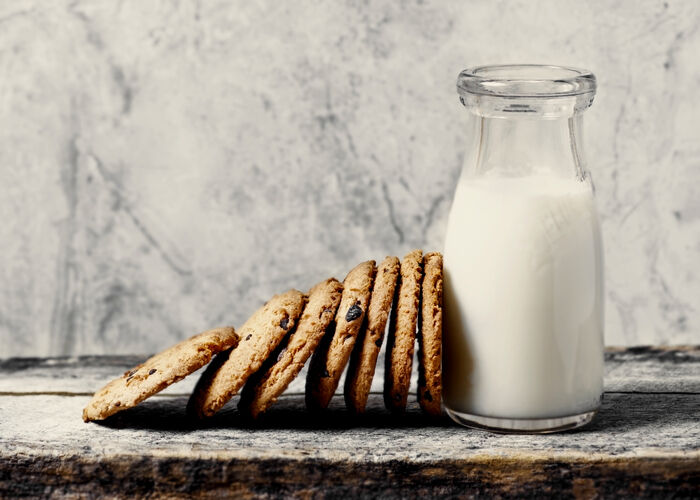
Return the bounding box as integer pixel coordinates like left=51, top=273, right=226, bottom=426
left=1, top=1, right=698, bottom=355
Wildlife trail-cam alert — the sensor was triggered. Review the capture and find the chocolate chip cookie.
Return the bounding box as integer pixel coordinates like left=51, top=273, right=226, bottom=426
left=417, top=252, right=443, bottom=416
left=306, top=261, right=376, bottom=411
left=82, top=327, right=239, bottom=422
left=188, top=290, right=306, bottom=418
left=344, top=256, right=400, bottom=413
left=239, top=278, right=343, bottom=418
left=384, top=249, right=423, bottom=413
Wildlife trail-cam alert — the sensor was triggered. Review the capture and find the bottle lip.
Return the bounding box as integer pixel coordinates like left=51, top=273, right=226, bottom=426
left=457, top=64, right=596, bottom=99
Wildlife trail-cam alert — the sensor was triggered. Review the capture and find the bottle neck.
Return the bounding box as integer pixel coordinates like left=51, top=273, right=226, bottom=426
left=464, top=108, right=588, bottom=181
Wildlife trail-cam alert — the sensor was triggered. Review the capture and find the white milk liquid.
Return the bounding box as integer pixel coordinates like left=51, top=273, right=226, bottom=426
left=443, top=175, right=604, bottom=419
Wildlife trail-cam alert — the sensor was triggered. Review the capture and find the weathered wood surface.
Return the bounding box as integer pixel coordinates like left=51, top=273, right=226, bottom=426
left=1, top=346, right=698, bottom=498
left=2, top=346, right=698, bottom=395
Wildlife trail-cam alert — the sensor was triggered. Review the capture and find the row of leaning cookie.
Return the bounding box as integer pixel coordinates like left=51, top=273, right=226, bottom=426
left=82, top=249, right=442, bottom=422
left=190, top=249, right=443, bottom=419
left=313, top=250, right=444, bottom=417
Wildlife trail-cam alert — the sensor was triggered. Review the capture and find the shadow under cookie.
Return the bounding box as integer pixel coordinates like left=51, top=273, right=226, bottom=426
left=95, top=393, right=452, bottom=431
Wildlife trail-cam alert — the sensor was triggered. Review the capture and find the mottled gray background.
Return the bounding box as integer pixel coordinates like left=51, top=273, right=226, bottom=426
left=1, top=1, right=698, bottom=356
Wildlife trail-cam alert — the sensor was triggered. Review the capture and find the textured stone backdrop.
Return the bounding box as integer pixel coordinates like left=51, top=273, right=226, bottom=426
left=1, top=1, right=698, bottom=356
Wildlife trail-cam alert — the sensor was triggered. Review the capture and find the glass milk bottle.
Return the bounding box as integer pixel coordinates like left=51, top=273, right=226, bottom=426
left=443, top=65, right=604, bottom=433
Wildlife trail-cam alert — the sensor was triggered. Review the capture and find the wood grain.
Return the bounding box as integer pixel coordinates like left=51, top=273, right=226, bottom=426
left=0, top=347, right=698, bottom=498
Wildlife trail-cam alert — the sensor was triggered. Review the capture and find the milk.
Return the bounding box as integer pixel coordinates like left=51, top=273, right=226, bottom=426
left=443, top=175, right=603, bottom=420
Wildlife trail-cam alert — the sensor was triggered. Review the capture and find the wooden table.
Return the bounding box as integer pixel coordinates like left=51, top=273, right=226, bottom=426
left=1, top=347, right=698, bottom=498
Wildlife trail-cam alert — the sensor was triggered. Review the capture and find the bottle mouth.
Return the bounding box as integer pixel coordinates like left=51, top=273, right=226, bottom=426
left=457, top=64, right=596, bottom=99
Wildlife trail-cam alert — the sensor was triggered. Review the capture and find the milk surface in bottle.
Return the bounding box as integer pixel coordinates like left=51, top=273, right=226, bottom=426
left=444, top=64, right=604, bottom=433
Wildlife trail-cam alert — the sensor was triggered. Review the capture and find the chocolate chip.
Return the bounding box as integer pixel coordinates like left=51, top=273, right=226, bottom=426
left=280, top=317, right=290, bottom=330
left=345, top=303, right=362, bottom=322
left=375, top=338, right=382, bottom=348
left=245, top=334, right=252, bottom=341
left=277, top=348, right=287, bottom=362
left=126, top=376, right=134, bottom=383
left=125, top=369, right=137, bottom=378
left=148, top=369, right=157, bottom=375
left=423, top=390, right=433, bottom=402
left=322, top=369, right=330, bottom=378
left=114, top=401, right=121, bottom=407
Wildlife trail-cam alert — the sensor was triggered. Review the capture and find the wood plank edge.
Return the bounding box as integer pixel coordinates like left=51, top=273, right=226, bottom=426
left=2, top=452, right=698, bottom=498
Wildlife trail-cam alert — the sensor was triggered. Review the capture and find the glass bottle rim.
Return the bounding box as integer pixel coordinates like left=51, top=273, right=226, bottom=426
left=457, top=64, right=596, bottom=99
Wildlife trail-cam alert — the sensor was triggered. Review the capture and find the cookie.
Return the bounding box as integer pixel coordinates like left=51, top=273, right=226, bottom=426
left=82, top=327, right=239, bottom=422
left=344, top=256, right=400, bottom=413
left=384, top=249, right=423, bottom=413
left=417, top=252, right=443, bottom=416
left=239, top=278, right=344, bottom=418
left=306, top=260, right=376, bottom=410
left=187, top=289, right=306, bottom=418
